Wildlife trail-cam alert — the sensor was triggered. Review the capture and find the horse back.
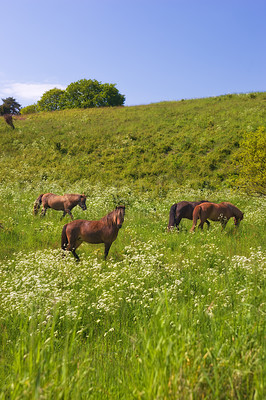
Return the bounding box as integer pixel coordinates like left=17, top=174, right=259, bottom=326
left=66, top=219, right=116, bottom=244
left=199, top=202, right=228, bottom=221
left=175, top=201, right=199, bottom=220
left=43, top=193, right=65, bottom=210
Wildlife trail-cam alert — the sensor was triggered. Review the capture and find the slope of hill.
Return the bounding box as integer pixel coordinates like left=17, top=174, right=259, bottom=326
left=1, top=92, right=265, bottom=190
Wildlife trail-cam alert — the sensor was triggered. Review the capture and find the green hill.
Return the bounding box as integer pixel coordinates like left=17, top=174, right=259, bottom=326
left=1, top=92, right=265, bottom=190
left=0, top=92, right=265, bottom=398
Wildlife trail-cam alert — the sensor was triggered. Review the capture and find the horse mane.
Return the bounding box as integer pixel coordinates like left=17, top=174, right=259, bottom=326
left=168, top=203, right=177, bottom=227
left=102, top=206, right=125, bottom=225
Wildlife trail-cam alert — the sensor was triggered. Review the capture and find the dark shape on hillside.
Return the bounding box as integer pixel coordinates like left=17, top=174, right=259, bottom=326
left=4, top=114, right=15, bottom=129
left=0, top=97, right=21, bottom=115
left=33, top=193, right=87, bottom=220
left=190, top=202, right=244, bottom=232
left=168, top=201, right=210, bottom=231
left=61, top=206, right=125, bottom=261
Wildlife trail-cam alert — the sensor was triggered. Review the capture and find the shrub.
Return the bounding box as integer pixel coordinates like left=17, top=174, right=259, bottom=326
left=20, top=104, right=38, bottom=115
left=235, top=126, right=266, bottom=195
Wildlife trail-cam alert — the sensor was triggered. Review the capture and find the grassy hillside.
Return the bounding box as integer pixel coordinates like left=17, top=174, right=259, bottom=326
left=1, top=92, right=265, bottom=190
left=0, top=93, right=265, bottom=399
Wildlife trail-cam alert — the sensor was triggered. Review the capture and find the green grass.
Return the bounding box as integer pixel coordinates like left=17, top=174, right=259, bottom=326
left=0, top=183, right=265, bottom=399
left=1, top=92, right=266, bottom=189
left=0, top=94, right=265, bottom=398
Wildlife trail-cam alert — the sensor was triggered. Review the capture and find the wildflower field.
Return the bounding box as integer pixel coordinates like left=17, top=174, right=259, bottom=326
left=0, top=182, right=265, bottom=399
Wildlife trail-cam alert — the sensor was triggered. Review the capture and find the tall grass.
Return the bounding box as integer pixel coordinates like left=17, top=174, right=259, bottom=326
left=1, top=92, right=266, bottom=190
left=0, top=183, right=265, bottom=399
left=0, top=93, right=265, bottom=398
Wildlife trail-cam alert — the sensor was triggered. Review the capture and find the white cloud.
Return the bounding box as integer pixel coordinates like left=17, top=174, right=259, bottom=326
left=0, top=82, right=66, bottom=106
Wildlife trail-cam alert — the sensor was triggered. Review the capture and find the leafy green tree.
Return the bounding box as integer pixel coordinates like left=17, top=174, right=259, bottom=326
left=37, top=88, right=65, bottom=111
left=20, top=104, right=38, bottom=115
left=0, top=97, right=21, bottom=115
left=235, top=126, right=266, bottom=195
left=61, top=79, right=125, bottom=109
left=99, top=83, right=126, bottom=107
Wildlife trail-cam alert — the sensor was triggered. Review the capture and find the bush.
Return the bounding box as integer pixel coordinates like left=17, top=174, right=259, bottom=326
left=235, top=126, right=266, bottom=195
left=20, top=104, right=38, bottom=115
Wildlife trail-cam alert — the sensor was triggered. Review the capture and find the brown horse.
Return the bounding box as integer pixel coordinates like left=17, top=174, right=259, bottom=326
left=61, top=206, right=125, bottom=260
left=190, top=202, right=244, bottom=232
left=168, top=201, right=210, bottom=231
left=33, top=193, right=87, bottom=220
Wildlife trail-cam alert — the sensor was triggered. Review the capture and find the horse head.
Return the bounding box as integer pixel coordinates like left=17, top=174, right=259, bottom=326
left=234, top=211, right=244, bottom=226
left=78, top=194, right=87, bottom=210
left=114, top=205, right=125, bottom=229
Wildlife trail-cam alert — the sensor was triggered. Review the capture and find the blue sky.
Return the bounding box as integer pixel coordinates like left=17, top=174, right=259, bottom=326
left=1, top=0, right=265, bottom=107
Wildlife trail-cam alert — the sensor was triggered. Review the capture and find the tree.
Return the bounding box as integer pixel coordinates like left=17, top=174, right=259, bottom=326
left=0, top=97, right=21, bottom=115
left=61, top=79, right=125, bottom=109
left=37, top=88, right=65, bottom=111
left=235, top=126, right=266, bottom=195
left=98, top=83, right=126, bottom=107
left=36, top=79, right=125, bottom=112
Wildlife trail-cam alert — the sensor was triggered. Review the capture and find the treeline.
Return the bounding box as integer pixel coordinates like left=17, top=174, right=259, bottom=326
left=21, top=79, right=125, bottom=114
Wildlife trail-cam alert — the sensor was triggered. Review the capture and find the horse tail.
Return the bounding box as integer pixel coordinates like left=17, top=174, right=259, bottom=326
left=168, top=203, right=177, bottom=230
left=33, top=194, right=44, bottom=215
left=61, top=224, right=68, bottom=250
left=190, top=205, right=201, bottom=232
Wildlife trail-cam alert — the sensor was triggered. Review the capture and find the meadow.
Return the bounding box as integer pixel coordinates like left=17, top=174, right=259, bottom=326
left=1, top=92, right=266, bottom=190
left=0, top=181, right=265, bottom=399
left=0, top=94, right=265, bottom=399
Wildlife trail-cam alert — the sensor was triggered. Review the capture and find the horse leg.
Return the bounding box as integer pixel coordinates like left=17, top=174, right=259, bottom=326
left=175, top=216, right=182, bottom=231
left=66, top=237, right=82, bottom=261
left=206, top=220, right=210, bottom=229
left=60, top=211, right=66, bottom=220
left=65, top=209, right=74, bottom=220
left=221, top=219, right=228, bottom=230
left=104, top=243, right=112, bottom=259
left=199, top=219, right=205, bottom=229
left=40, top=207, right=47, bottom=217
left=190, top=221, right=197, bottom=232
left=72, top=250, right=80, bottom=262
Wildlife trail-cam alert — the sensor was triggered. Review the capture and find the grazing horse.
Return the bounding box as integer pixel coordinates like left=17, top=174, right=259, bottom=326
left=61, top=205, right=125, bottom=260
left=33, top=193, right=87, bottom=220
left=168, top=201, right=210, bottom=231
left=4, top=114, right=15, bottom=129
left=190, top=202, right=244, bottom=232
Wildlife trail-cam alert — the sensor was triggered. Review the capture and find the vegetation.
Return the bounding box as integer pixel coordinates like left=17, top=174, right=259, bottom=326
left=0, top=93, right=265, bottom=398
left=36, top=79, right=125, bottom=112
left=0, top=183, right=265, bottom=399
left=0, top=97, right=21, bottom=115
left=1, top=92, right=265, bottom=191
left=37, top=88, right=65, bottom=111
left=234, top=126, right=266, bottom=195
left=20, top=104, right=38, bottom=115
